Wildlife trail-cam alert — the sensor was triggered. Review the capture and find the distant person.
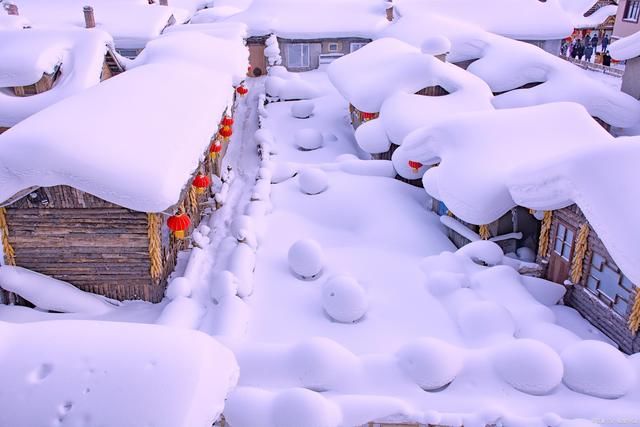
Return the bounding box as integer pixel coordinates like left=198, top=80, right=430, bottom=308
left=575, top=41, right=585, bottom=60
left=585, top=34, right=591, bottom=48
left=602, top=50, right=612, bottom=67
left=591, top=34, right=599, bottom=51
left=602, top=35, right=610, bottom=52
left=585, top=44, right=594, bottom=62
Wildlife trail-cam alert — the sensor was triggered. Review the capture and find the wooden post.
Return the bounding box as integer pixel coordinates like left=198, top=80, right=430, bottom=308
left=159, top=0, right=168, bottom=5
left=385, top=1, right=393, bottom=21
left=6, top=3, right=19, bottom=15
left=83, top=6, right=96, bottom=28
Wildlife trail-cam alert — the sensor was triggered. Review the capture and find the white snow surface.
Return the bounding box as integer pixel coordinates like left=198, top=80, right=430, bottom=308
left=0, top=33, right=245, bottom=212
left=610, top=30, right=640, bottom=61
left=0, top=28, right=114, bottom=127
left=0, top=319, right=238, bottom=426
left=394, top=102, right=640, bottom=285
left=11, top=0, right=189, bottom=48
left=191, top=0, right=389, bottom=38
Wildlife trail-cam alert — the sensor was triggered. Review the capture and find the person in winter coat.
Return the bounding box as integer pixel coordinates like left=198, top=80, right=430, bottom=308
left=585, top=44, right=594, bottom=62
left=575, top=41, right=585, bottom=60
left=602, top=50, right=612, bottom=67
left=585, top=35, right=591, bottom=48
left=602, top=35, right=610, bottom=52
left=591, top=34, right=599, bottom=50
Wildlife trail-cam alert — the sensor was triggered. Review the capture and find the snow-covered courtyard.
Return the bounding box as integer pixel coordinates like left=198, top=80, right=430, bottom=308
left=1, top=1, right=640, bottom=426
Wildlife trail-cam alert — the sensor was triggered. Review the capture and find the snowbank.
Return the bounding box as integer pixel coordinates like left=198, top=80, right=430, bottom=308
left=0, top=319, right=238, bottom=426
left=0, top=28, right=114, bottom=128
left=395, top=102, right=640, bottom=285
left=610, top=30, right=640, bottom=61
left=0, top=34, right=244, bottom=212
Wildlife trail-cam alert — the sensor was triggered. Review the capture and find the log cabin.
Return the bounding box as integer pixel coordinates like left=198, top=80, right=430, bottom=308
left=0, top=35, right=245, bottom=305
left=0, top=28, right=124, bottom=135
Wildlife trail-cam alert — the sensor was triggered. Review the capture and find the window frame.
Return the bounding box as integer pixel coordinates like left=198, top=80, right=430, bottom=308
left=553, top=223, right=575, bottom=261
left=350, top=42, right=367, bottom=53
left=623, top=0, right=640, bottom=22
left=287, top=43, right=310, bottom=68
left=327, top=43, right=339, bottom=52
left=585, top=253, right=633, bottom=317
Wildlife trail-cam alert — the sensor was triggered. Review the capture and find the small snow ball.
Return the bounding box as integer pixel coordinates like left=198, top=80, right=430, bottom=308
left=291, top=101, right=315, bottom=119
left=209, top=271, right=239, bottom=304
left=294, top=128, right=323, bottom=151
left=421, top=35, right=451, bottom=56
left=493, top=339, right=563, bottom=395
left=288, top=239, right=324, bottom=280
left=271, top=388, right=341, bottom=427
left=289, top=337, right=359, bottom=391
left=322, top=275, right=368, bottom=323
left=396, top=338, right=464, bottom=391
left=561, top=340, right=636, bottom=399
left=457, top=300, right=516, bottom=342
left=165, top=277, right=192, bottom=300
left=298, top=168, right=329, bottom=195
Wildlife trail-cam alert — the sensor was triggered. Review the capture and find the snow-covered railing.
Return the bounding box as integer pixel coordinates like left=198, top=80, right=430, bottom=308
left=558, top=55, right=624, bottom=77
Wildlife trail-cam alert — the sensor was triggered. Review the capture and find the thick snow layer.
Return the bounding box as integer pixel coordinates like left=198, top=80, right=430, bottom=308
left=298, top=168, right=329, bottom=195
left=380, top=13, right=640, bottom=129
left=394, top=0, right=606, bottom=40
left=0, top=28, right=113, bottom=127
left=561, top=340, right=637, bottom=399
left=395, top=102, right=640, bottom=285
left=191, top=0, right=389, bottom=39
left=0, top=14, right=30, bottom=29
left=610, top=30, right=640, bottom=61
left=11, top=0, right=185, bottom=48
left=0, top=319, right=238, bottom=426
left=0, top=35, right=243, bottom=212
left=0, top=266, right=114, bottom=314
left=294, top=128, right=324, bottom=150
left=396, top=338, right=464, bottom=390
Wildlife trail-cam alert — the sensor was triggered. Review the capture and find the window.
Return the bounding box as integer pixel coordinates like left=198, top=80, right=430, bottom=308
left=624, top=0, right=640, bottom=22
left=585, top=254, right=633, bottom=316
left=350, top=42, right=367, bottom=53
left=328, top=43, right=339, bottom=52
left=553, top=223, right=574, bottom=260
left=116, top=48, right=140, bottom=59
left=287, top=44, right=310, bottom=68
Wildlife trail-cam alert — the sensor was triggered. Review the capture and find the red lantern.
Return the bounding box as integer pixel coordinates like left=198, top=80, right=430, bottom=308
left=210, top=139, right=222, bottom=159
left=167, top=212, right=191, bottom=240
left=361, top=111, right=377, bottom=121
left=192, top=173, right=211, bottom=194
left=221, top=115, right=234, bottom=127
left=219, top=125, right=233, bottom=140
left=408, top=160, right=423, bottom=173
left=236, top=85, right=248, bottom=96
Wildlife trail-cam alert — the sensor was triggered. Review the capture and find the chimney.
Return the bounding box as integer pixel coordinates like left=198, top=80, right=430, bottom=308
left=83, top=5, right=96, bottom=28
left=385, top=1, right=393, bottom=21
left=6, top=3, right=19, bottom=15
left=159, top=0, right=168, bottom=5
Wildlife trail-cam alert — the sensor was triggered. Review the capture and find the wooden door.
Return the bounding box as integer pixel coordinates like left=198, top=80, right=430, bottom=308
left=248, top=44, right=266, bottom=77
left=548, top=220, right=576, bottom=284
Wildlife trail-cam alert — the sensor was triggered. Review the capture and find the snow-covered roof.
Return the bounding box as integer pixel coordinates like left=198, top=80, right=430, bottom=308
left=163, top=21, right=248, bottom=41
left=0, top=28, right=114, bottom=128
left=394, top=0, right=611, bottom=41
left=380, top=14, right=640, bottom=128
left=0, top=33, right=246, bottom=213
left=610, top=29, right=640, bottom=60
left=0, top=319, right=238, bottom=426
left=191, top=0, right=389, bottom=39
left=11, top=0, right=187, bottom=48
left=393, top=102, right=640, bottom=284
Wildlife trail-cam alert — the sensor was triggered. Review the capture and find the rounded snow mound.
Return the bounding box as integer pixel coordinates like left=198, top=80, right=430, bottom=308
left=355, top=119, right=391, bottom=154
left=396, top=338, right=464, bottom=390
left=231, top=215, right=255, bottom=242
left=210, top=271, right=239, bottom=303
left=271, top=162, right=298, bottom=184
left=166, top=277, right=192, bottom=300
left=421, top=35, right=452, bottom=56
left=456, top=240, right=504, bottom=266
left=516, top=322, right=580, bottom=353
left=493, top=339, right=563, bottom=395
left=322, top=275, right=368, bottom=323
left=516, top=246, right=536, bottom=262
left=424, top=271, right=467, bottom=297
left=254, top=128, right=275, bottom=146
left=298, top=168, right=329, bottom=195
left=289, top=337, right=360, bottom=391
left=294, top=128, right=323, bottom=151
left=288, top=239, right=324, bottom=280
left=457, top=300, right=516, bottom=341
left=271, top=388, right=341, bottom=427
left=561, top=340, right=636, bottom=398
left=291, top=101, right=315, bottom=119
